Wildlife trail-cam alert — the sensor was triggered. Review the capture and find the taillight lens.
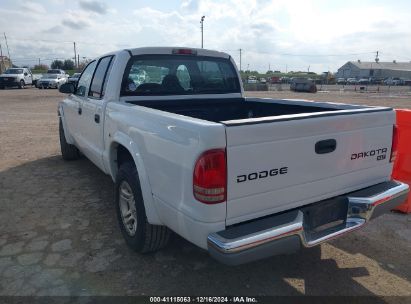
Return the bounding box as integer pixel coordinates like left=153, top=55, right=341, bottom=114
left=172, top=48, right=197, bottom=55
left=193, top=149, right=226, bottom=204
left=390, top=125, right=398, bottom=162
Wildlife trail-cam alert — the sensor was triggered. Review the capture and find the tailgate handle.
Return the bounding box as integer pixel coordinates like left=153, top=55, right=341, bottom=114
left=315, top=139, right=337, bottom=154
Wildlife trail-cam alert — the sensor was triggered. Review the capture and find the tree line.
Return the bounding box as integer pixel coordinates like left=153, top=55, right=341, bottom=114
left=33, top=59, right=75, bottom=71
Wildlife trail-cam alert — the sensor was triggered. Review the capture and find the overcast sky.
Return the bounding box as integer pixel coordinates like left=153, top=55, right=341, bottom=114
left=1, top=0, right=410, bottom=73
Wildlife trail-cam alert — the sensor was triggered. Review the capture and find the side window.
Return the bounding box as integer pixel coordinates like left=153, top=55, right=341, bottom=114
left=176, top=65, right=191, bottom=90
left=75, top=61, right=97, bottom=97
left=89, top=56, right=113, bottom=99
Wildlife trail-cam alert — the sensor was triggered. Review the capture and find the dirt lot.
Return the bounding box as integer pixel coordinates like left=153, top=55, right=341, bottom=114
left=0, top=87, right=411, bottom=297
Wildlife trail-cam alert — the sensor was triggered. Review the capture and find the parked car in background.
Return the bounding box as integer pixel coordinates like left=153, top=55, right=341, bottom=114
left=68, top=73, right=81, bottom=85
left=269, top=76, right=281, bottom=84
left=290, top=77, right=317, bottom=93
left=37, top=74, right=67, bottom=89
left=0, top=68, right=33, bottom=89
left=47, top=69, right=66, bottom=75
left=247, top=76, right=257, bottom=84
left=336, top=78, right=346, bottom=85
left=47, top=69, right=70, bottom=79
left=358, top=78, right=369, bottom=85
left=368, top=77, right=384, bottom=85
left=346, top=78, right=357, bottom=85
left=384, top=78, right=392, bottom=86
left=393, top=78, right=404, bottom=86
left=383, top=78, right=404, bottom=86
left=280, top=76, right=290, bottom=83
left=259, top=77, right=267, bottom=84
left=32, top=74, right=43, bottom=87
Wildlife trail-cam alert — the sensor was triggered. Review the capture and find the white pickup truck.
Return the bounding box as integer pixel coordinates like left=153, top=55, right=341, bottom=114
left=58, top=47, right=409, bottom=265
left=0, top=67, right=33, bottom=89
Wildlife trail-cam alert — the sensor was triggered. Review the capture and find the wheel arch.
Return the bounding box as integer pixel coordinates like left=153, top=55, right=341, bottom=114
left=108, top=134, right=162, bottom=225
left=58, top=104, right=75, bottom=144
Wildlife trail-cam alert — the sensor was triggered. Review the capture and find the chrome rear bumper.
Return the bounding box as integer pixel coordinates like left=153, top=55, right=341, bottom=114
left=208, top=180, right=409, bottom=265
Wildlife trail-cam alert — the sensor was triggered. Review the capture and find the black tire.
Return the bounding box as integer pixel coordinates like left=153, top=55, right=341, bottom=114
left=0, top=86, right=4, bottom=90
left=310, top=85, right=317, bottom=93
left=115, top=162, right=171, bottom=253
left=59, top=119, right=80, bottom=160
left=19, top=80, right=25, bottom=89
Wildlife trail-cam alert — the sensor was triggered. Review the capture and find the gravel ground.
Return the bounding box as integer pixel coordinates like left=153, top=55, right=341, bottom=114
left=0, top=87, right=411, bottom=297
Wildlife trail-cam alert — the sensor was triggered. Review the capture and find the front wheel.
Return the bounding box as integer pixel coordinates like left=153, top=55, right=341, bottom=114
left=19, top=80, right=25, bottom=89
left=115, top=162, right=171, bottom=253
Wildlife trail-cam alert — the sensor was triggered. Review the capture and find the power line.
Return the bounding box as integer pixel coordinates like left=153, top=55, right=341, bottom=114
left=6, top=36, right=131, bottom=47
left=221, top=48, right=375, bottom=57
left=245, top=50, right=375, bottom=57
left=73, top=42, right=77, bottom=68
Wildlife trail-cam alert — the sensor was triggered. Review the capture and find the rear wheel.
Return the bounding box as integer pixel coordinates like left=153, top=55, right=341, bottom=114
left=19, top=80, right=25, bottom=89
left=115, top=162, right=171, bottom=253
left=0, top=86, right=4, bottom=90
left=59, top=119, right=80, bottom=160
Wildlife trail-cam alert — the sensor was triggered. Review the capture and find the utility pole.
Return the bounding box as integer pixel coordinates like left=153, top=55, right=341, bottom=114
left=77, top=54, right=80, bottom=69
left=4, top=33, right=11, bottom=63
left=200, top=16, right=205, bottom=48
left=239, top=48, right=242, bottom=72
left=375, top=50, right=379, bottom=63
left=0, top=43, right=4, bottom=72
left=38, top=58, right=41, bottom=66
left=73, top=42, right=77, bottom=68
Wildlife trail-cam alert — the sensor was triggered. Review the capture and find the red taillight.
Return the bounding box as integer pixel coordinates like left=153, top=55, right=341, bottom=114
left=172, top=48, right=197, bottom=55
left=390, top=125, right=399, bottom=162
left=193, top=149, right=226, bottom=204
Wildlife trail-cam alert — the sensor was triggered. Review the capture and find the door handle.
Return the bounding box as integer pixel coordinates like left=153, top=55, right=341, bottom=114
left=94, top=114, right=100, bottom=123
left=315, top=139, right=337, bottom=154
left=78, top=107, right=82, bottom=115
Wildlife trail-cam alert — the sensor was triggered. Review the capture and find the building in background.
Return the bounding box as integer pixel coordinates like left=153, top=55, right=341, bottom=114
left=0, top=56, right=12, bottom=74
left=335, top=60, right=411, bottom=79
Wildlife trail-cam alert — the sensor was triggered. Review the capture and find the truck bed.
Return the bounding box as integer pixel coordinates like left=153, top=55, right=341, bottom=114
left=125, top=96, right=394, bottom=225
left=129, top=97, right=385, bottom=124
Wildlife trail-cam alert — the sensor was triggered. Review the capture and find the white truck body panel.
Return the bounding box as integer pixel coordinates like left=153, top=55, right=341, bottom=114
left=225, top=111, right=394, bottom=224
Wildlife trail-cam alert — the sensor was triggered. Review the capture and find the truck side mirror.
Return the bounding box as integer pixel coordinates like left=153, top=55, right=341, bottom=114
left=24, top=72, right=28, bottom=76
left=59, top=83, right=75, bottom=94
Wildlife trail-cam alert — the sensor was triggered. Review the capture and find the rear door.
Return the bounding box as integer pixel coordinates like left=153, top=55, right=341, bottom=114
left=225, top=110, right=395, bottom=225
left=78, top=55, right=114, bottom=170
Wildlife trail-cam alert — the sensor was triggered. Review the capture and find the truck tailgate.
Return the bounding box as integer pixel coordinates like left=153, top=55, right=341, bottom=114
left=225, top=109, right=395, bottom=225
